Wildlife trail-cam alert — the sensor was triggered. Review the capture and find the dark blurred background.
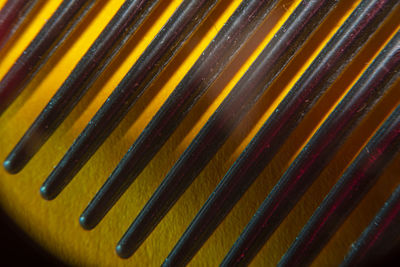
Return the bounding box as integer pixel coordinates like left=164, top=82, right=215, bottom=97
left=0, top=207, right=67, bottom=266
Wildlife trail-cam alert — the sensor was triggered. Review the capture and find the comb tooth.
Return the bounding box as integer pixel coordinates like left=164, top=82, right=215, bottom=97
left=3, top=0, right=161, bottom=174
left=165, top=15, right=400, bottom=267
left=79, top=0, right=281, bottom=232
left=0, top=0, right=95, bottom=116
left=107, top=0, right=340, bottom=263
left=342, top=183, right=400, bottom=266
left=0, top=0, right=397, bottom=265
left=277, top=31, right=400, bottom=267
left=39, top=0, right=219, bottom=200
left=220, top=1, right=399, bottom=265
left=0, top=0, right=38, bottom=50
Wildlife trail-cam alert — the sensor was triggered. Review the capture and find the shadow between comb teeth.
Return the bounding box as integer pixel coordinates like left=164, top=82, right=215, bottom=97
left=110, top=0, right=339, bottom=262
left=3, top=0, right=161, bottom=174
left=278, top=30, right=400, bottom=267
left=0, top=0, right=38, bottom=50
left=39, top=0, right=219, bottom=200
left=80, top=0, right=281, bottom=233
left=0, top=0, right=96, bottom=117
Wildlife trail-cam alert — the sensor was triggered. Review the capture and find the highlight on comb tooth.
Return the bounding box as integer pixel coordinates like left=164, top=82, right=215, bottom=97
left=2, top=150, right=20, bottom=174
left=0, top=0, right=38, bottom=49
left=80, top=0, right=282, bottom=234
left=39, top=183, right=54, bottom=201
left=115, top=243, right=131, bottom=259
left=3, top=0, right=161, bottom=174
left=40, top=0, right=220, bottom=200
left=110, top=0, right=340, bottom=262
left=277, top=31, right=400, bottom=267
left=342, top=183, right=400, bottom=266
left=0, top=0, right=96, bottom=116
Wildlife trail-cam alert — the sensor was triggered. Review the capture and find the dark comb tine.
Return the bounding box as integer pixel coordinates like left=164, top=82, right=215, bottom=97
left=147, top=0, right=399, bottom=266
left=3, top=0, right=160, bottom=174
left=342, top=183, right=400, bottom=266
left=0, top=0, right=95, bottom=115
left=277, top=30, right=400, bottom=267
left=0, top=0, right=38, bottom=49
left=39, top=0, right=220, bottom=200
left=79, top=0, right=281, bottom=232
left=110, top=0, right=339, bottom=262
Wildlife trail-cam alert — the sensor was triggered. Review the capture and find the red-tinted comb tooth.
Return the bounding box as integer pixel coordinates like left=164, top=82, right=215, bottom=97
left=0, top=0, right=96, bottom=116
left=342, top=173, right=400, bottom=266
left=0, top=0, right=38, bottom=50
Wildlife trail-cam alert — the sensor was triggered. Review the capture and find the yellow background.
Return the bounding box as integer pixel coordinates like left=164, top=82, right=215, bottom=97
left=0, top=0, right=399, bottom=266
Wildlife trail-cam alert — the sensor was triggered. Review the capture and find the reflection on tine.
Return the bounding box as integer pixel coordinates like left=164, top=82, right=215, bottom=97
left=1, top=0, right=400, bottom=265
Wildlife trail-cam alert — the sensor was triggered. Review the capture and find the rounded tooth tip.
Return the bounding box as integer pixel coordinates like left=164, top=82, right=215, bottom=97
left=79, top=215, right=96, bottom=230
left=3, top=158, right=20, bottom=174
left=39, top=185, right=55, bottom=200
left=162, top=258, right=172, bottom=267
left=116, top=244, right=132, bottom=259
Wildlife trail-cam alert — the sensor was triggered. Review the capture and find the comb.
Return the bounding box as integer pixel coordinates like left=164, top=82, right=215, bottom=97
left=0, top=0, right=399, bottom=266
